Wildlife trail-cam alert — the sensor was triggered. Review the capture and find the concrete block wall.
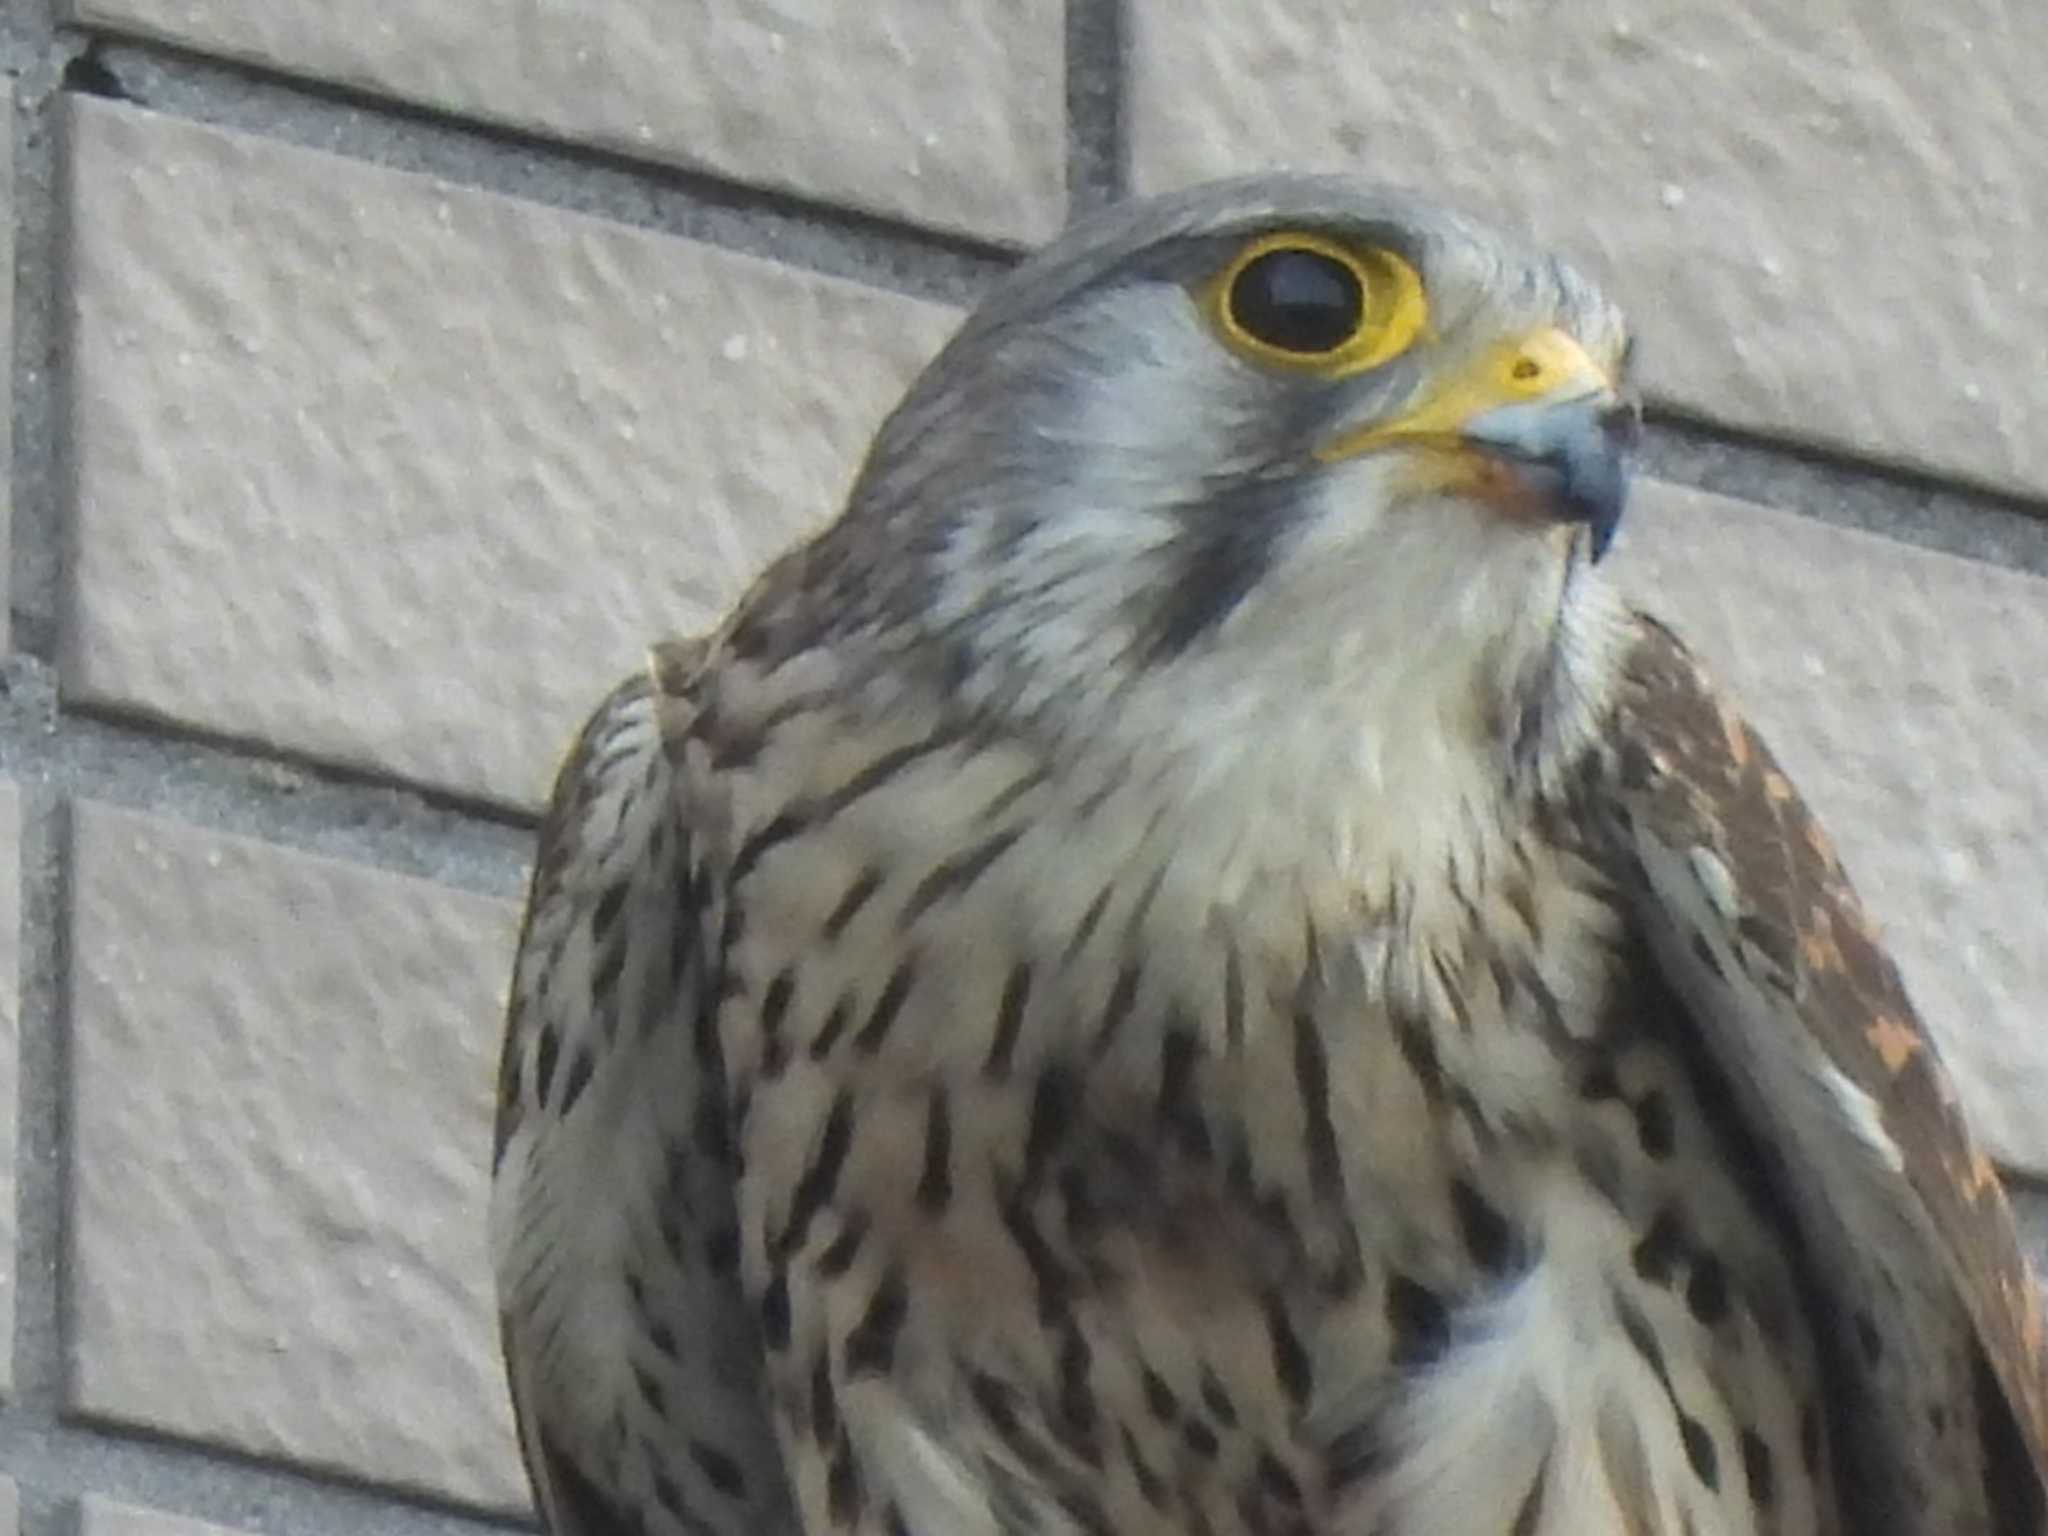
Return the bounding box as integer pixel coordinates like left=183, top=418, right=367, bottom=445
left=0, top=3, right=2044, bottom=1534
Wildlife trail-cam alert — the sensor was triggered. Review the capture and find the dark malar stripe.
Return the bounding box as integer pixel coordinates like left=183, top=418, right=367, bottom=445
left=1292, top=1009, right=1343, bottom=1200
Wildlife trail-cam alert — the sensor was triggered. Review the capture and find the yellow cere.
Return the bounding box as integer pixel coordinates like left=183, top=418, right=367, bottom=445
left=1314, top=327, right=1613, bottom=465
left=1204, top=231, right=1429, bottom=376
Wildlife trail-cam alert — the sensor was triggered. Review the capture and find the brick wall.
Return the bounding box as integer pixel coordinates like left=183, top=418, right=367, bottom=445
left=1, top=4, right=2045, bottom=1535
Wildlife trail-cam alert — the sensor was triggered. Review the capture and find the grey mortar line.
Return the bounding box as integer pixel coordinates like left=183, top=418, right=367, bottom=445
left=64, top=33, right=1017, bottom=309
left=1065, top=0, right=1129, bottom=217
left=6, top=0, right=79, bottom=657
left=10, top=779, right=69, bottom=1432
left=38, top=24, right=2048, bottom=601
left=0, top=1412, right=536, bottom=1536
left=1642, top=412, right=2048, bottom=578
left=0, top=659, right=535, bottom=902
left=6, top=20, right=95, bottom=1536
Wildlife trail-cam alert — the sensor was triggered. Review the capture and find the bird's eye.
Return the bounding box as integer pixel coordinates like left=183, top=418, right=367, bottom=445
left=1229, top=248, right=1363, bottom=355
left=1207, top=232, right=1427, bottom=375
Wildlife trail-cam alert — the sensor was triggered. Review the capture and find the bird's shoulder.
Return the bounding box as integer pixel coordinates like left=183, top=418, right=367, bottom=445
left=1601, top=609, right=2048, bottom=1531
left=494, top=639, right=799, bottom=1536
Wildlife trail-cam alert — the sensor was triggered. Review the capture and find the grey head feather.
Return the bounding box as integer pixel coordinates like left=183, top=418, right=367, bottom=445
left=742, top=175, right=1632, bottom=797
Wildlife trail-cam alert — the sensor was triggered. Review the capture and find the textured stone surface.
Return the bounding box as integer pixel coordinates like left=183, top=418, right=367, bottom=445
left=83, top=1499, right=228, bottom=1536
left=0, top=97, right=12, bottom=643
left=1131, top=0, right=2048, bottom=497
left=0, top=786, right=19, bottom=1401
left=67, top=802, right=525, bottom=1510
left=62, top=99, right=961, bottom=810
left=2014, top=1183, right=2048, bottom=1280
left=1615, top=481, right=2048, bottom=1174
left=71, top=0, right=1064, bottom=243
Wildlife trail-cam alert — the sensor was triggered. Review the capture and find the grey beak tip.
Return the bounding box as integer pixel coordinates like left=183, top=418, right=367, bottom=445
left=1466, top=392, right=1636, bottom=564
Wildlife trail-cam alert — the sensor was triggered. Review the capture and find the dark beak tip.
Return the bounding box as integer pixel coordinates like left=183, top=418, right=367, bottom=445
left=1604, top=395, right=1645, bottom=451
left=1563, top=418, right=1633, bottom=564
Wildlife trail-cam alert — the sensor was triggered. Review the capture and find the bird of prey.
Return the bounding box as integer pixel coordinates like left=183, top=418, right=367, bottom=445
left=490, top=175, right=2048, bottom=1536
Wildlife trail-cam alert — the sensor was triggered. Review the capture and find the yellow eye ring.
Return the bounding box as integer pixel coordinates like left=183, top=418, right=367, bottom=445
left=1205, top=232, right=1428, bottom=376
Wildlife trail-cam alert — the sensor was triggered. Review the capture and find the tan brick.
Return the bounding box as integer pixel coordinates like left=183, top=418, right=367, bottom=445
left=82, top=1499, right=232, bottom=1536
left=1132, top=0, right=2048, bottom=497
left=1615, top=482, right=2048, bottom=1174
left=61, top=99, right=961, bottom=810
left=72, top=0, right=1064, bottom=243
left=67, top=803, right=525, bottom=1510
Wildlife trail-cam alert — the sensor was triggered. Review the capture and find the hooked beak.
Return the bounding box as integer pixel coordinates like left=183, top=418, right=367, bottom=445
left=1315, top=328, right=1640, bottom=561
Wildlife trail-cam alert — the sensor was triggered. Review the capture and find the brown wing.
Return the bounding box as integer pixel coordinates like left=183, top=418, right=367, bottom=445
left=1603, top=613, right=2048, bottom=1533
left=492, top=641, right=799, bottom=1536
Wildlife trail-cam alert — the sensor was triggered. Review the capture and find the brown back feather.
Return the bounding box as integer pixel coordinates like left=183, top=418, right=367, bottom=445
left=1606, top=613, right=2048, bottom=1525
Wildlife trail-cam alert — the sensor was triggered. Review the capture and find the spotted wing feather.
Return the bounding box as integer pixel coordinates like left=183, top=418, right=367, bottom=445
left=1605, top=613, right=2048, bottom=1534
left=492, top=646, right=798, bottom=1536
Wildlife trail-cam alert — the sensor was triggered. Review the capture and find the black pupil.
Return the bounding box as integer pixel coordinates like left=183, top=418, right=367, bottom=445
left=1231, top=248, right=1364, bottom=354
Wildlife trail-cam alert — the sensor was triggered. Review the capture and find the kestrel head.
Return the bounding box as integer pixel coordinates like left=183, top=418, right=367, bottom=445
left=788, top=176, right=1642, bottom=817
